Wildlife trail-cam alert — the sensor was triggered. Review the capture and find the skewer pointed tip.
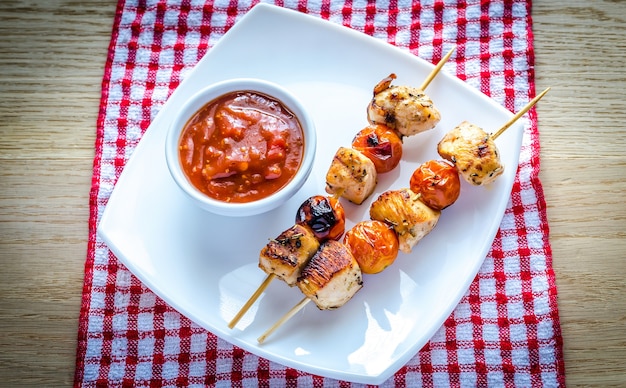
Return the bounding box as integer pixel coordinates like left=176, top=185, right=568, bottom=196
left=419, top=45, right=457, bottom=91
left=491, top=87, right=551, bottom=140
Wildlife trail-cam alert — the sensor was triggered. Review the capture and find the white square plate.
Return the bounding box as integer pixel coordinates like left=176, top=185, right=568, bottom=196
left=98, top=4, right=523, bottom=384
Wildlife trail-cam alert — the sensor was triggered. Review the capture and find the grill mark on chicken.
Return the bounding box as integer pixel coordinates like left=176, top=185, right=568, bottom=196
left=259, top=224, right=320, bottom=286
left=297, top=240, right=363, bottom=310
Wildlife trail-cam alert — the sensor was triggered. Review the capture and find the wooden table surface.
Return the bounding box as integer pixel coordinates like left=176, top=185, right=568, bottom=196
left=1, top=1, right=624, bottom=386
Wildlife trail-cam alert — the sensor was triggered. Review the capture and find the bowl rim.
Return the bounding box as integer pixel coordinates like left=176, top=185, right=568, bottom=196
left=164, top=78, right=317, bottom=217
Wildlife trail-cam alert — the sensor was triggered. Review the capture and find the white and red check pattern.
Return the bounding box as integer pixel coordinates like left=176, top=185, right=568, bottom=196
left=75, top=1, right=565, bottom=386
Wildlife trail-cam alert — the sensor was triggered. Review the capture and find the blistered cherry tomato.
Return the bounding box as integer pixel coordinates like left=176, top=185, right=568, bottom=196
left=295, top=195, right=346, bottom=241
left=351, top=124, right=403, bottom=173
left=343, top=220, right=399, bottom=274
left=409, top=159, right=461, bottom=210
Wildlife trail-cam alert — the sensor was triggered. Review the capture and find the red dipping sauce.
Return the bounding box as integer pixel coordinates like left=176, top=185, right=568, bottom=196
left=178, top=90, right=305, bottom=203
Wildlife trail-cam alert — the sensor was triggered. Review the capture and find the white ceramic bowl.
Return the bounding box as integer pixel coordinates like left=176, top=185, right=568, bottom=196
left=165, top=78, right=316, bottom=217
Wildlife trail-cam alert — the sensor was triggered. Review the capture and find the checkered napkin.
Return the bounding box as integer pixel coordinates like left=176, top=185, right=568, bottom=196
left=75, top=0, right=565, bottom=386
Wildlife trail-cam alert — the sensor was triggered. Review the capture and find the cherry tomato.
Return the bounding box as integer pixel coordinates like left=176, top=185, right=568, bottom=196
left=295, top=195, right=346, bottom=241
left=343, top=220, right=399, bottom=274
left=351, top=124, right=403, bottom=173
left=409, top=159, right=461, bottom=210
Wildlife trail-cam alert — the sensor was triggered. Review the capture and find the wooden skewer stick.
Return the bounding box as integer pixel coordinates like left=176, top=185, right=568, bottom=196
left=491, top=87, right=551, bottom=140
left=229, top=193, right=341, bottom=330
left=228, top=273, right=276, bottom=329
left=419, top=45, right=457, bottom=91
left=257, top=297, right=311, bottom=344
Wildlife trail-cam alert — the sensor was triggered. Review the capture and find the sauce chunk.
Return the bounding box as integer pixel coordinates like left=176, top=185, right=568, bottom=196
left=179, top=91, right=304, bottom=203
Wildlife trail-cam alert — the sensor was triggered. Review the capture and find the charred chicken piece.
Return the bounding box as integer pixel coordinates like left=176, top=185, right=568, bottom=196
left=437, top=120, right=504, bottom=186
left=259, top=224, right=320, bottom=286
left=369, top=188, right=440, bottom=253
left=297, top=240, right=363, bottom=310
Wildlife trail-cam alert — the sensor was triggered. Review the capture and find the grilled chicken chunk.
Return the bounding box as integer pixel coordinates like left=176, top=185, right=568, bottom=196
left=297, top=240, right=363, bottom=310
left=325, top=147, right=377, bottom=205
left=369, top=188, right=441, bottom=253
left=367, top=73, right=441, bottom=137
left=259, top=224, right=320, bottom=286
left=437, top=121, right=504, bottom=186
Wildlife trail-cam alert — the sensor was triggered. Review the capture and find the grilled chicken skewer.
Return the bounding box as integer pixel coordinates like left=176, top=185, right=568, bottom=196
left=227, top=225, right=319, bottom=329
left=438, top=87, right=550, bottom=186
left=258, top=181, right=446, bottom=342
left=370, top=89, right=551, bottom=253
left=258, top=240, right=363, bottom=343
left=326, top=46, right=456, bottom=205
left=228, top=196, right=345, bottom=329
left=256, top=157, right=476, bottom=340
left=236, top=65, right=549, bottom=340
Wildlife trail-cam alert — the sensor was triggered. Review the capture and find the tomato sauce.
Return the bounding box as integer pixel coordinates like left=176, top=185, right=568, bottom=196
left=178, top=91, right=305, bottom=203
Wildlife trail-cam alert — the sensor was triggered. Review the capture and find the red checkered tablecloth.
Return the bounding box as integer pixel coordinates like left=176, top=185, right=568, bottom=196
left=75, top=1, right=565, bottom=386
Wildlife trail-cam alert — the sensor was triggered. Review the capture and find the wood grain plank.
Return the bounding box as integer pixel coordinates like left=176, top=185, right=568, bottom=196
left=0, top=1, right=116, bottom=385
left=533, top=0, right=626, bottom=385
left=0, top=158, right=91, bottom=384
